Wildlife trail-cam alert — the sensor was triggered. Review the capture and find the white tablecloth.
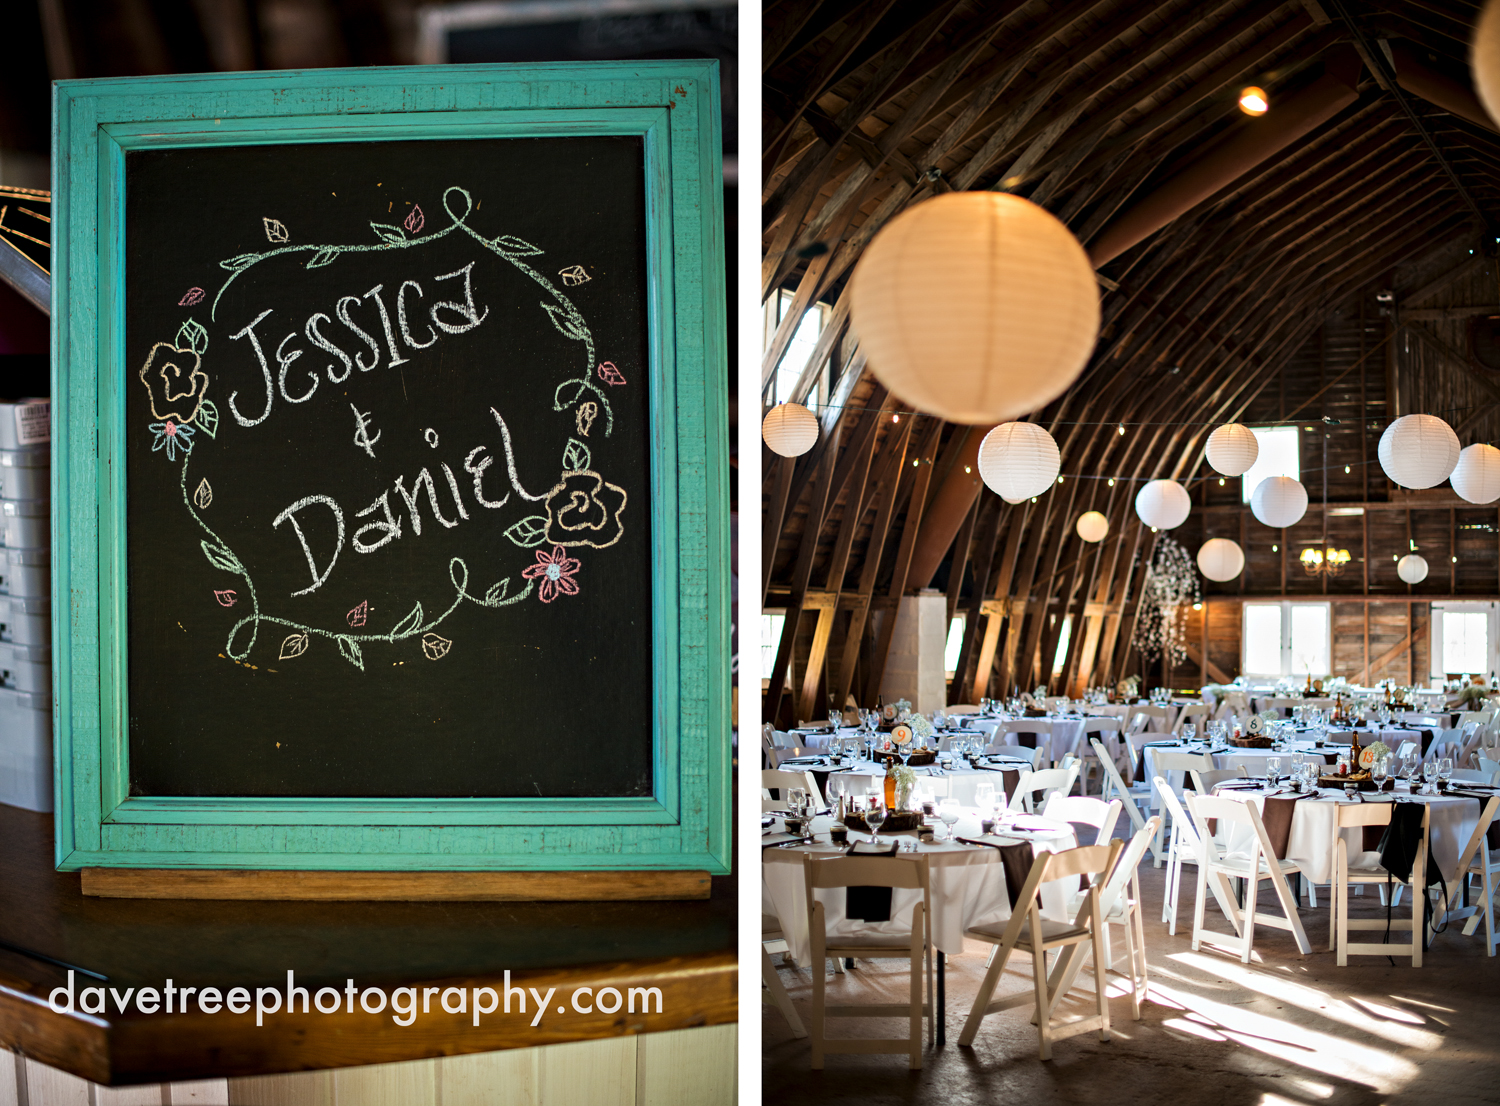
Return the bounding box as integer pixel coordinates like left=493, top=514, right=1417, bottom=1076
left=779, top=756, right=1034, bottom=807
left=1210, top=785, right=1483, bottom=885
left=762, top=811, right=1077, bottom=962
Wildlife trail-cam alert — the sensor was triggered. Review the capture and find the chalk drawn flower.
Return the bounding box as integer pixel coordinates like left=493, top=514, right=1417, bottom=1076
left=139, top=342, right=210, bottom=425
left=148, top=420, right=195, bottom=462
left=541, top=470, right=627, bottom=549
left=522, top=545, right=581, bottom=604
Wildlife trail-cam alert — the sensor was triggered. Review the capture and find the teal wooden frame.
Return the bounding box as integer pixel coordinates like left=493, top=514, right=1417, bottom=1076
left=52, top=63, right=728, bottom=874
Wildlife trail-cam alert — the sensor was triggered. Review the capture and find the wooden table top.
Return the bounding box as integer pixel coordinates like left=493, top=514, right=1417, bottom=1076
left=0, top=806, right=737, bottom=1086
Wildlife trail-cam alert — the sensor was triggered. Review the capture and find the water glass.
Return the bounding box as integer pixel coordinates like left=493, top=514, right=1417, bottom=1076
left=829, top=710, right=841, bottom=732
left=1422, top=760, right=1437, bottom=794
left=973, top=781, right=996, bottom=812
left=1266, top=756, right=1281, bottom=785
left=937, top=797, right=961, bottom=841
left=1182, top=724, right=1196, bottom=744
left=1372, top=756, right=1388, bottom=789
left=1290, top=749, right=1305, bottom=776
left=864, top=799, right=886, bottom=843
left=1438, top=756, right=1454, bottom=788
left=786, top=787, right=806, bottom=817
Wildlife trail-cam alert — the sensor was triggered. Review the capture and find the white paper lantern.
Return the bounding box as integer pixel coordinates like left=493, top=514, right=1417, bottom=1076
left=1450, top=442, right=1500, bottom=504
left=1076, top=510, right=1109, bottom=543
left=1397, top=554, right=1429, bottom=585
left=848, top=192, right=1100, bottom=424
left=1204, top=423, right=1259, bottom=476
left=1250, top=475, right=1307, bottom=528
left=977, top=422, right=1060, bottom=501
left=1474, top=0, right=1500, bottom=127
left=761, top=402, right=818, bottom=457
left=1197, top=538, right=1245, bottom=582
left=1378, top=413, right=1460, bottom=489
left=1134, top=479, right=1191, bottom=529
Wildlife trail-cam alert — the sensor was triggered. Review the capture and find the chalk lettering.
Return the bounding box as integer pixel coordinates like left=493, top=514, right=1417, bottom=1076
left=490, top=408, right=545, bottom=501
left=430, top=262, right=489, bottom=334
left=464, top=446, right=508, bottom=508
left=353, top=491, right=401, bottom=553
left=394, top=469, right=458, bottom=535
left=306, top=312, right=354, bottom=383
left=363, top=284, right=409, bottom=368
left=398, top=279, right=437, bottom=349
left=226, top=308, right=275, bottom=427
left=273, top=495, right=345, bottom=596
left=337, top=294, right=381, bottom=372
left=275, top=331, right=317, bottom=404
left=440, top=462, right=470, bottom=520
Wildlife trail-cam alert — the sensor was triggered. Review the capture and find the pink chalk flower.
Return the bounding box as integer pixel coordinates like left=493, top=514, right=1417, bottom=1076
left=522, top=545, right=581, bottom=604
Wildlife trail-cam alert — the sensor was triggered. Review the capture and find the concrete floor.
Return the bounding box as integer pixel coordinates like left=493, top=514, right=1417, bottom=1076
left=763, top=857, right=1500, bottom=1106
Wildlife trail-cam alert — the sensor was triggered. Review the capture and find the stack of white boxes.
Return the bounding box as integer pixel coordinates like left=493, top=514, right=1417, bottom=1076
left=0, top=398, right=51, bottom=811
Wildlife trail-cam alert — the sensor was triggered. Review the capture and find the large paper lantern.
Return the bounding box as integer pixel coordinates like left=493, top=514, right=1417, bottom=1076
left=1076, top=510, right=1109, bottom=543
left=977, top=422, right=1060, bottom=501
left=1250, top=475, right=1307, bottom=528
left=1197, top=538, right=1245, bottom=582
left=1205, top=423, right=1259, bottom=476
left=1450, top=442, right=1500, bottom=504
left=761, top=402, right=818, bottom=457
left=1378, top=414, right=1459, bottom=489
left=1475, top=0, right=1500, bottom=127
left=1397, top=554, right=1429, bottom=585
left=1134, top=479, right=1191, bottom=529
left=848, top=192, right=1099, bottom=424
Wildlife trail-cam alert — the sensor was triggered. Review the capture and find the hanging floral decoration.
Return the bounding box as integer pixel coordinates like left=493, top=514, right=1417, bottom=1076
left=1130, top=535, right=1201, bottom=667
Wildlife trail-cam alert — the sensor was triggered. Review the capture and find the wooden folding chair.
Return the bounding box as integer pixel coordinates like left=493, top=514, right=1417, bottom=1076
left=1442, top=795, right=1500, bottom=956
left=1331, top=801, right=1432, bottom=967
left=957, top=841, right=1123, bottom=1060
left=803, top=853, right=932, bottom=1069
left=1185, top=792, right=1313, bottom=963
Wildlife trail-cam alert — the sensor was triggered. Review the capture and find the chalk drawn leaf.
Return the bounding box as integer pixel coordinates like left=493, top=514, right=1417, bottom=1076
left=213, top=589, right=237, bottom=607
left=421, top=633, right=452, bottom=661
left=178, top=287, right=205, bottom=306
left=575, top=402, right=598, bottom=437
left=193, top=478, right=213, bottom=509
left=370, top=222, right=407, bottom=245
left=541, top=303, right=586, bottom=342
left=337, top=636, right=364, bottom=671
left=559, top=264, right=590, bottom=286
left=346, top=599, right=368, bottom=628
left=279, top=632, right=309, bottom=660
left=494, top=235, right=543, bottom=256
left=403, top=205, right=425, bottom=234
left=390, top=602, right=424, bottom=637
left=306, top=247, right=340, bottom=269
left=597, top=361, right=627, bottom=386
left=483, top=579, right=511, bottom=606
left=504, top=515, right=549, bottom=548
left=220, top=252, right=260, bottom=272
left=195, top=399, right=219, bottom=439
left=200, top=540, right=242, bottom=574
left=176, top=318, right=209, bottom=355
left=562, top=437, right=590, bottom=473
left=263, top=217, right=289, bottom=243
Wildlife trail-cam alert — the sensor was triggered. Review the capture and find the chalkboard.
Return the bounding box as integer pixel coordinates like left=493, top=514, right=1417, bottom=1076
left=125, top=137, right=654, bottom=798
left=54, top=63, right=728, bottom=874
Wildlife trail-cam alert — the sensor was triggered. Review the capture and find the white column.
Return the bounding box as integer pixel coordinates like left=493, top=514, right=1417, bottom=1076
left=879, top=590, right=947, bottom=714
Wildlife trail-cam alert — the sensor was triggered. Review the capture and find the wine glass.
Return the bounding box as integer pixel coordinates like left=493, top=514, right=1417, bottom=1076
left=864, top=797, right=886, bottom=844
left=786, top=787, right=806, bottom=819
left=1181, top=723, right=1196, bottom=745
left=1290, top=749, right=1305, bottom=778
left=829, top=710, right=841, bottom=733
left=937, top=797, right=961, bottom=841
left=1372, top=756, right=1388, bottom=791
left=1438, top=756, right=1454, bottom=789
left=1266, top=756, right=1281, bottom=786
left=1404, top=752, right=1421, bottom=790
left=1422, top=759, right=1437, bottom=795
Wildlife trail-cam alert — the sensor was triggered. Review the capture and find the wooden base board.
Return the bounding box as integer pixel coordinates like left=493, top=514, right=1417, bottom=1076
left=80, top=867, right=711, bottom=901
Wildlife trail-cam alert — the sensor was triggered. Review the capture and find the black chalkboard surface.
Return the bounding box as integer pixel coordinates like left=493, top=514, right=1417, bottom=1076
left=124, top=137, right=653, bottom=799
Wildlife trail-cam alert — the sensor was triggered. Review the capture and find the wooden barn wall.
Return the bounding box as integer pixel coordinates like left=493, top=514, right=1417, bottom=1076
left=1153, top=599, right=1432, bottom=693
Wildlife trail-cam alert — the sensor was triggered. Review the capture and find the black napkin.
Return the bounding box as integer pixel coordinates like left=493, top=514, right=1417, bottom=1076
left=846, top=841, right=900, bottom=921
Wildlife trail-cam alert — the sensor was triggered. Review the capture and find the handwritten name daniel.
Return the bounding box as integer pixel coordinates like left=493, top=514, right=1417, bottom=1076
left=223, top=260, right=528, bottom=597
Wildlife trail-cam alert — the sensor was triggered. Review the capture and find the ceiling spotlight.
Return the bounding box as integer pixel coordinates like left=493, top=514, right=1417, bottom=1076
left=1057, top=475, right=1065, bottom=483
left=1239, top=86, right=1268, bottom=116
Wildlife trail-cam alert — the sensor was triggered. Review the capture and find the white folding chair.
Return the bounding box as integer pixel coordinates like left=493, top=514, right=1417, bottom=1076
left=1175, top=702, right=1211, bottom=735
left=957, top=842, right=1123, bottom=1059
left=998, top=719, right=1054, bottom=766
left=1091, top=738, right=1157, bottom=863
left=1452, top=768, right=1500, bottom=786
left=762, top=768, right=822, bottom=809
left=1049, top=817, right=1161, bottom=1021
left=985, top=740, right=1046, bottom=769
left=1445, top=795, right=1500, bottom=956
left=1007, top=762, right=1081, bottom=813
left=1184, top=792, right=1313, bottom=963
left=945, top=704, right=981, bottom=715
left=1330, top=801, right=1431, bottom=967
left=1193, top=766, right=1250, bottom=792
left=804, top=853, right=932, bottom=1069
left=1150, top=749, right=1215, bottom=865
left=762, top=915, right=807, bottom=1037
left=1078, top=718, right=1123, bottom=794
left=1041, top=792, right=1122, bottom=846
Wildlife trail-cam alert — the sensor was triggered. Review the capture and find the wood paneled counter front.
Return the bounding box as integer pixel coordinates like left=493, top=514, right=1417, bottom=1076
left=0, top=807, right=736, bottom=1086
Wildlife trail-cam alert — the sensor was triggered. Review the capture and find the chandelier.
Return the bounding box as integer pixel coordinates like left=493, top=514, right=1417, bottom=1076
left=1300, top=547, right=1351, bottom=576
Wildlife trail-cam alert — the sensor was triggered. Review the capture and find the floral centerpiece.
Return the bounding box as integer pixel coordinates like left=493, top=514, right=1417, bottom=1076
left=908, top=713, right=935, bottom=743
left=1117, top=674, right=1141, bottom=699
left=890, top=765, right=918, bottom=810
